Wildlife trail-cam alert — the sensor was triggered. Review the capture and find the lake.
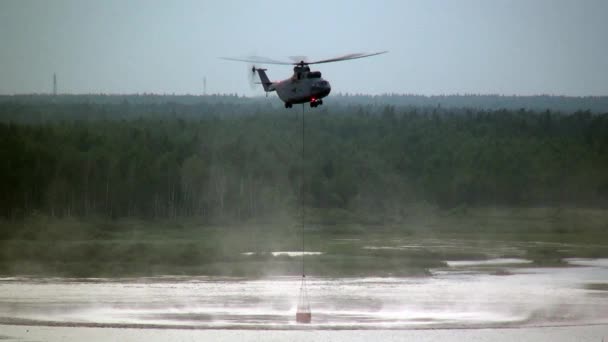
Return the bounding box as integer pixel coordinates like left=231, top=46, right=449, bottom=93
left=1, top=257, right=607, bottom=340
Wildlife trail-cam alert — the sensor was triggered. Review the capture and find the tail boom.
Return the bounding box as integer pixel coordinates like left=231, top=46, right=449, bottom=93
left=255, top=68, right=275, bottom=92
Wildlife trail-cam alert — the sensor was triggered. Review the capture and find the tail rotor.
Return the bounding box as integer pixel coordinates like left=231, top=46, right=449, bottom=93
left=248, top=65, right=258, bottom=90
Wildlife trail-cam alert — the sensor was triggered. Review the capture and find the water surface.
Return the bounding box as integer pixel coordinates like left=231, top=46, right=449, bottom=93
left=1, top=258, right=607, bottom=330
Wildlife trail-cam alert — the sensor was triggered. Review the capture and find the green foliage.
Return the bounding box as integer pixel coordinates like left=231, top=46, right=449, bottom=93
left=0, top=100, right=608, bottom=224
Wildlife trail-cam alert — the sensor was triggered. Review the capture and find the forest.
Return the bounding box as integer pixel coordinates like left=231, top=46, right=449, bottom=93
left=1, top=95, right=608, bottom=224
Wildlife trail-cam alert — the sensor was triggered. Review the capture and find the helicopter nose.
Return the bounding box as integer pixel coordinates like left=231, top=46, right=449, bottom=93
left=323, top=81, right=331, bottom=96
left=315, top=80, right=331, bottom=96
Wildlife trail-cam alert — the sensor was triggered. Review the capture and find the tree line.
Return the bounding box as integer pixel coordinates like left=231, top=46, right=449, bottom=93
left=2, top=93, right=608, bottom=115
left=1, top=101, right=608, bottom=222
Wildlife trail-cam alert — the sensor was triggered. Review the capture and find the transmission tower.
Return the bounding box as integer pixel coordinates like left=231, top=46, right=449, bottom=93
left=53, top=73, right=57, bottom=96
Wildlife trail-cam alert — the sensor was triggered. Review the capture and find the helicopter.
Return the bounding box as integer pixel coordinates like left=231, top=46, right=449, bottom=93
left=221, top=52, right=387, bottom=108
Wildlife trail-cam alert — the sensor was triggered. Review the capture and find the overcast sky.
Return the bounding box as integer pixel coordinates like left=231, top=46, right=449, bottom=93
left=1, top=0, right=607, bottom=96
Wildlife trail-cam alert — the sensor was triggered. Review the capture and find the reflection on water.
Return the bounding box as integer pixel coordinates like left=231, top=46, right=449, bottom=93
left=566, top=258, right=608, bottom=267
left=0, top=259, right=607, bottom=330
left=241, top=251, right=324, bottom=257
left=446, top=258, right=533, bottom=267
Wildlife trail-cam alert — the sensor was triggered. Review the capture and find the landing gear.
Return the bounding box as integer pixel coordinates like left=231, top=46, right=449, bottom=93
left=285, top=102, right=293, bottom=108
left=310, top=99, right=323, bottom=108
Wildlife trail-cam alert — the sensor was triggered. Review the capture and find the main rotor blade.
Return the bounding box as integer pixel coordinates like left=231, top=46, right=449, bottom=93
left=288, top=55, right=309, bottom=64
left=221, top=51, right=388, bottom=66
left=306, top=51, right=388, bottom=65
left=220, top=56, right=293, bottom=65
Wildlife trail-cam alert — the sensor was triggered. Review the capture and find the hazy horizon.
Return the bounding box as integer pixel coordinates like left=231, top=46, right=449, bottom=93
left=1, top=0, right=607, bottom=97
left=3, top=92, right=607, bottom=98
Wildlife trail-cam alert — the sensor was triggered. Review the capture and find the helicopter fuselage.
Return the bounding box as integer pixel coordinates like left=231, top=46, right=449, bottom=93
left=222, top=51, right=386, bottom=108
left=257, top=65, right=331, bottom=108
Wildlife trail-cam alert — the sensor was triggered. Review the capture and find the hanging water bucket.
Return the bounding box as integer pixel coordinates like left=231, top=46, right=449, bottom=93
left=296, top=275, right=311, bottom=323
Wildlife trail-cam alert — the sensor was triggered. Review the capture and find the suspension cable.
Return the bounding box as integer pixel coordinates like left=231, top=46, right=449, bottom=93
left=301, top=104, right=305, bottom=277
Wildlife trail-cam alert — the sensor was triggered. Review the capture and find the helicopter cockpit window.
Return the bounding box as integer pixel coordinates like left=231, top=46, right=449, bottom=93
left=307, top=71, right=322, bottom=79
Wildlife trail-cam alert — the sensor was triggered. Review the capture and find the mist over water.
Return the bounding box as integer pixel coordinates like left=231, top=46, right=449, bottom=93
left=1, top=256, right=607, bottom=330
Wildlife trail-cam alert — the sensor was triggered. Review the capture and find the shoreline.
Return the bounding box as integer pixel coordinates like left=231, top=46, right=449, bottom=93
left=1, top=323, right=607, bottom=342
left=2, top=317, right=607, bottom=331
